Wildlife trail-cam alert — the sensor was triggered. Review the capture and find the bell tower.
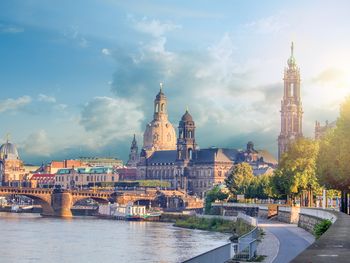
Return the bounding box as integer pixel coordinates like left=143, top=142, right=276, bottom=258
left=177, top=108, right=196, bottom=162
left=153, top=82, right=168, bottom=121
left=278, top=42, right=303, bottom=160
left=127, top=134, right=139, bottom=167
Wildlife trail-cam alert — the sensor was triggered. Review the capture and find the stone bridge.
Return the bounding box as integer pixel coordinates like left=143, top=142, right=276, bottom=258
left=0, top=187, right=203, bottom=217
left=0, top=187, right=114, bottom=218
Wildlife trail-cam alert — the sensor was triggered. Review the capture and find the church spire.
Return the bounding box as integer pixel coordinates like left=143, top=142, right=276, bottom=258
left=127, top=134, right=139, bottom=167
left=131, top=134, right=137, bottom=148
left=287, top=41, right=297, bottom=69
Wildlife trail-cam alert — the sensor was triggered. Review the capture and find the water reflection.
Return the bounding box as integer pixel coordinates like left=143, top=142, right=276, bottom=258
left=0, top=213, right=229, bottom=263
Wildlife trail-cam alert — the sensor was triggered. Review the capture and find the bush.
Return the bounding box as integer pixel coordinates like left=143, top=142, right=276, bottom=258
left=314, top=219, right=332, bottom=239
left=174, top=216, right=253, bottom=235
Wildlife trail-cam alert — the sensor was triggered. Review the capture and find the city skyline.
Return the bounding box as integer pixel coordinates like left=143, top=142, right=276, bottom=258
left=0, top=1, right=349, bottom=164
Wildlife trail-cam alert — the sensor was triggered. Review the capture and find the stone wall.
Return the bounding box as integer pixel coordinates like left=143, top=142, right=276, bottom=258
left=277, top=206, right=300, bottom=224
left=257, top=208, right=268, bottom=218
left=276, top=210, right=291, bottom=223
left=298, top=213, right=323, bottom=234
left=221, top=206, right=258, bottom=217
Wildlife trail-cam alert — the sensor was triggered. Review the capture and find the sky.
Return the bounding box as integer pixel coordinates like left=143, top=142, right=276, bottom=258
left=0, top=0, right=349, bottom=164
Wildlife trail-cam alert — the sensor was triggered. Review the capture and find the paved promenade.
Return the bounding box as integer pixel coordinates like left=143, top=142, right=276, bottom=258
left=257, top=219, right=315, bottom=263
left=291, top=211, right=350, bottom=263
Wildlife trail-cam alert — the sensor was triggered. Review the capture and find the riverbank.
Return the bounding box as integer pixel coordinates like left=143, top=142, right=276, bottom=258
left=174, top=216, right=253, bottom=235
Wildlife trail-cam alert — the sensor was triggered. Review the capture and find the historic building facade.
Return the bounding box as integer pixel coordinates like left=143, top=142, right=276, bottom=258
left=315, top=120, right=336, bottom=140
left=55, top=167, right=118, bottom=189
left=278, top=42, right=303, bottom=160
left=129, top=86, right=277, bottom=198
left=0, top=140, right=26, bottom=186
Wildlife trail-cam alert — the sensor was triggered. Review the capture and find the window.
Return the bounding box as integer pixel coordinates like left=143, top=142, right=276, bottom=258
left=155, top=103, right=159, bottom=113
left=188, top=148, right=193, bottom=160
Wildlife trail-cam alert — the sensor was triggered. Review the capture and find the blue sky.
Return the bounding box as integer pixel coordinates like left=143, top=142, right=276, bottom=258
left=0, top=0, right=349, bottom=164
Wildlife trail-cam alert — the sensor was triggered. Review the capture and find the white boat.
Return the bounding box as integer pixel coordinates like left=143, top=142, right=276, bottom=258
left=11, top=204, right=20, bottom=212
left=21, top=205, right=34, bottom=211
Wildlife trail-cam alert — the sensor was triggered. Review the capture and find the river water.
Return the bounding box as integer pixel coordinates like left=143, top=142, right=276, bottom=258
left=0, top=212, right=230, bottom=263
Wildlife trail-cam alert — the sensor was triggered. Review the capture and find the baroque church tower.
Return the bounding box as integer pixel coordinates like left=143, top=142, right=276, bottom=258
left=126, top=134, right=139, bottom=167
left=177, top=109, right=197, bottom=162
left=278, top=42, right=303, bottom=160
left=143, top=84, right=177, bottom=157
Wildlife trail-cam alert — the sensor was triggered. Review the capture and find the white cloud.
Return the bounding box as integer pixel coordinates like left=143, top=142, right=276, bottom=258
left=245, top=14, right=288, bottom=34
left=38, top=94, right=56, bottom=103
left=102, top=48, right=111, bottom=56
left=55, top=104, right=68, bottom=111
left=0, top=24, right=24, bottom=34
left=63, top=26, right=88, bottom=48
left=80, top=97, right=144, bottom=147
left=21, top=130, right=52, bottom=157
left=0, top=96, right=32, bottom=113
left=133, top=17, right=181, bottom=37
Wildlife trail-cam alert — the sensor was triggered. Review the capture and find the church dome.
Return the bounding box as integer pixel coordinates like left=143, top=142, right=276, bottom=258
left=181, top=110, right=193, bottom=122
left=143, top=120, right=177, bottom=151
left=0, top=142, right=19, bottom=160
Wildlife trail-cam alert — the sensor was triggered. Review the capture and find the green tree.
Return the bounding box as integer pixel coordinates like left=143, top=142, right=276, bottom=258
left=255, top=173, right=274, bottom=199
left=225, top=162, right=254, bottom=199
left=272, top=138, right=320, bottom=205
left=317, top=97, right=350, bottom=213
left=204, top=185, right=228, bottom=214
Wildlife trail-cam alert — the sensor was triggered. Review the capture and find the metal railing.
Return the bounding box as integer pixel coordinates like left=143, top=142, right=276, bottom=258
left=182, top=243, right=232, bottom=263
left=233, top=226, right=259, bottom=260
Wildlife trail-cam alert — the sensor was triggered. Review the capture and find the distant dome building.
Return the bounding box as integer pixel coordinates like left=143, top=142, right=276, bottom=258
left=0, top=139, right=25, bottom=187
left=0, top=142, right=20, bottom=160
left=143, top=84, right=177, bottom=157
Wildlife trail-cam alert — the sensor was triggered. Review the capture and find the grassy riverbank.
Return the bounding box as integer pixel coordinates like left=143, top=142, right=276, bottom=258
left=174, top=216, right=253, bottom=235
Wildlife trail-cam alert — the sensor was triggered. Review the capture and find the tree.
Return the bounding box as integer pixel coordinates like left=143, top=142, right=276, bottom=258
left=272, top=138, right=320, bottom=206
left=225, top=162, right=254, bottom=198
left=204, top=185, right=228, bottom=214
left=317, top=97, right=350, bottom=213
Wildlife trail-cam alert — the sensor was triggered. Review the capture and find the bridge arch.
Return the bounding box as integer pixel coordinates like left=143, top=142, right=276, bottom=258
left=0, top=192, right=54, bottom=216
left=72, top=196, right=111, bottom=207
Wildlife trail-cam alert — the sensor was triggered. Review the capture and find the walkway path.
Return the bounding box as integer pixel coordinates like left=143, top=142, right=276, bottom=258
left=258, top=219, right=315, bottom=263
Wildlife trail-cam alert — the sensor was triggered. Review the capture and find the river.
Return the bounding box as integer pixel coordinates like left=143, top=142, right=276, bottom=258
left=0, top=212, right=230, bottom=263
